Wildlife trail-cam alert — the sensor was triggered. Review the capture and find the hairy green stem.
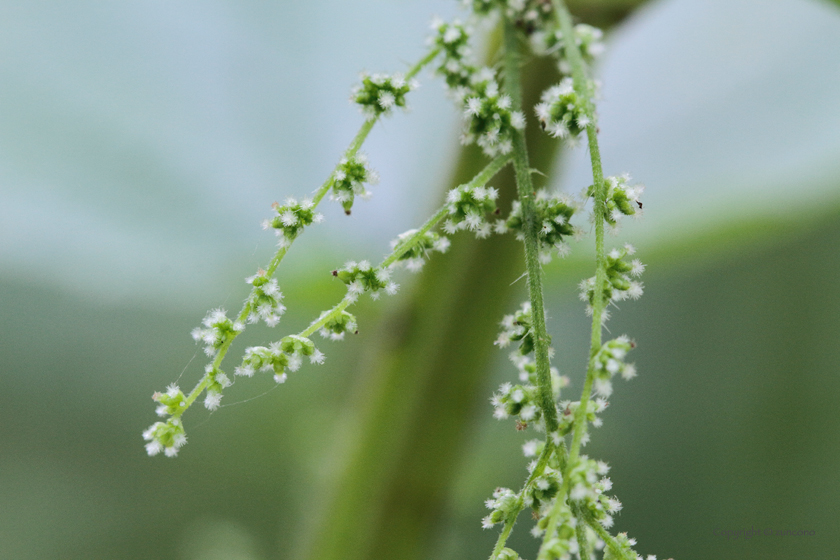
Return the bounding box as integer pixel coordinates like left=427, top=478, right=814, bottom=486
left=487, top=18, right=566, bottom=560
left=502, top=18, right=559, bottom=435
left=537, top=3, right=613, bottom=559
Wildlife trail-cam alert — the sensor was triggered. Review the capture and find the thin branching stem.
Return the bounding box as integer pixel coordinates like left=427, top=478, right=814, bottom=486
left=177, top=48, right=441, bottom=413
left=180, top=154, right=511, bottom=417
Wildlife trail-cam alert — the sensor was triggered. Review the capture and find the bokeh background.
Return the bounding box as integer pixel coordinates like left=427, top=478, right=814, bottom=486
left=2, top=0, right=839, bottom=559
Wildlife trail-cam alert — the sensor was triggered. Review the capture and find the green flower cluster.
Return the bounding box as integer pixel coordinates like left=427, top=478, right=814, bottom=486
left=262, top=197, right=323, bottom=247
left=443, top=179, right=499, bottom=237
left=236, top=335, right=324, bottom=384
left=331, top=154, right=379, bottom=215
left=190, top=308, right=244, bottom=357
left=535, top=78, right=590, bottom=141
left=390, top=229, right=451, bottom=272
left=532, top=23, right=605, bottom=72
left=592, top=336, right=637, bottom=397
left=579, top=243, right=645, bottom=312
left=352, top=71, right=418, bottom=118
left=482, top=487, right=519, bottom=529
left=318, top=309, right=358, bottom=341
left=505, top=190, right=579, bottom=261
left=333, top=260, right=398, bottom=301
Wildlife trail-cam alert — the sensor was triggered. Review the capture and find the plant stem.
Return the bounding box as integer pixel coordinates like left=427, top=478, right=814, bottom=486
left=552, top=0, right=608, bottom=475
left=536, top=3, right=613, bottom=559
left=502, top=18, right=559, bottom=435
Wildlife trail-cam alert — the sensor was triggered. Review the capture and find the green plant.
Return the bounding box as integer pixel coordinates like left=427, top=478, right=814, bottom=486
left=142, top=1, right=667, bottom=559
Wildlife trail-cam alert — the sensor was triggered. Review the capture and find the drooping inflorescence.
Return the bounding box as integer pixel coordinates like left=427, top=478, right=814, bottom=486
left=143, top=2, right=668, bottom=558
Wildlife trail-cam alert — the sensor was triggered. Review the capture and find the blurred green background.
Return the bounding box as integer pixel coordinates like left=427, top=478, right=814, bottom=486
left=2, top=1, right=839, bottom=559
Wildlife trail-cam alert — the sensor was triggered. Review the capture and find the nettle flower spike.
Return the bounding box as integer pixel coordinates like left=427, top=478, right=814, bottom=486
left=318, top=309, right=358, bottom=341
left=535, top=78, right=590, bottom=141
left=333, top=260, right=398, bottom=301
left=262, top=197, right=323, bottom=247
left=143, top=417, right=186, bottom=457
left=533, top=23, right=605, bottom=71
left=593, top=335, right=637, bottom=397
left=589, top=174, right=645, bottom=226
left=443, top=179, right=499, bottom=238
left=482, top=487, right=518, bottom=529
left=461, top=70, right=526, bottom=156
left=390, top=229, right=451, bottom=272
left=190, top=308, right=244, bottom=357
left=429, top=18, right=475, bottom=92
left=245, top=270, right=286, bottom=326
left=580, top=243, right=645, bottom=311
left=331, top=154, right=379, bottom=215
left=352, top=71, right=418, bottom=118
left=505, top=190, right=580, bottom=261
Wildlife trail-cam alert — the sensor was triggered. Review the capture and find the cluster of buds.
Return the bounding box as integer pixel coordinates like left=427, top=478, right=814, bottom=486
left=495, top=301, right=537, bottom=353
left=143, top=384, right=190, bottom=457
left=524, top=466, right=562, bottom=511
left=535, top=78, right=591, bottom=141
left=443, top=180, right=499, bottom=238
left=505, top=190, right=580, bottom=261
left=429, top=17, right=524, bottom=156
left=262, top=197, right=323, bottom=248
left=202, top=365, right=232, bottom=411
left=143, top=416, right=187, bottom=458
left=532, top=23, right=605, bottom=72
left=557, top=397, right=609, bottom=438
left=531, top=499, right=578, bottom=557
left=492, top=381, right=541, bottom=427
left=462, top=73, right=526, bottom=156
left=470, top=0, right=554, bottom=34
left=330, top=154, right=379, bottom=215
left=579, top=243, right=645, bottom=311
left=592, top=336, right=637, bottom=397
left=429, top=18, right=474, bottom=92
left=493, top=302, right=566, bottom=429
left=390, top=229, right=451, bottom=272
left=190, top=308, right=244, bottom=357
left=351, top=72, right=418, bottom=118
left=333, top=260, right=398, bottom=301
left=318, top=309, right=358, bottom=341
left=564, top=457, right=622, bottom=528
left=244, top=270, right=286, bottom=327
left=589, top=174, right=645, bottom=226
left=482, top=486, right=519, bottom=529
left=236, top=335, right=323, bottom=384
